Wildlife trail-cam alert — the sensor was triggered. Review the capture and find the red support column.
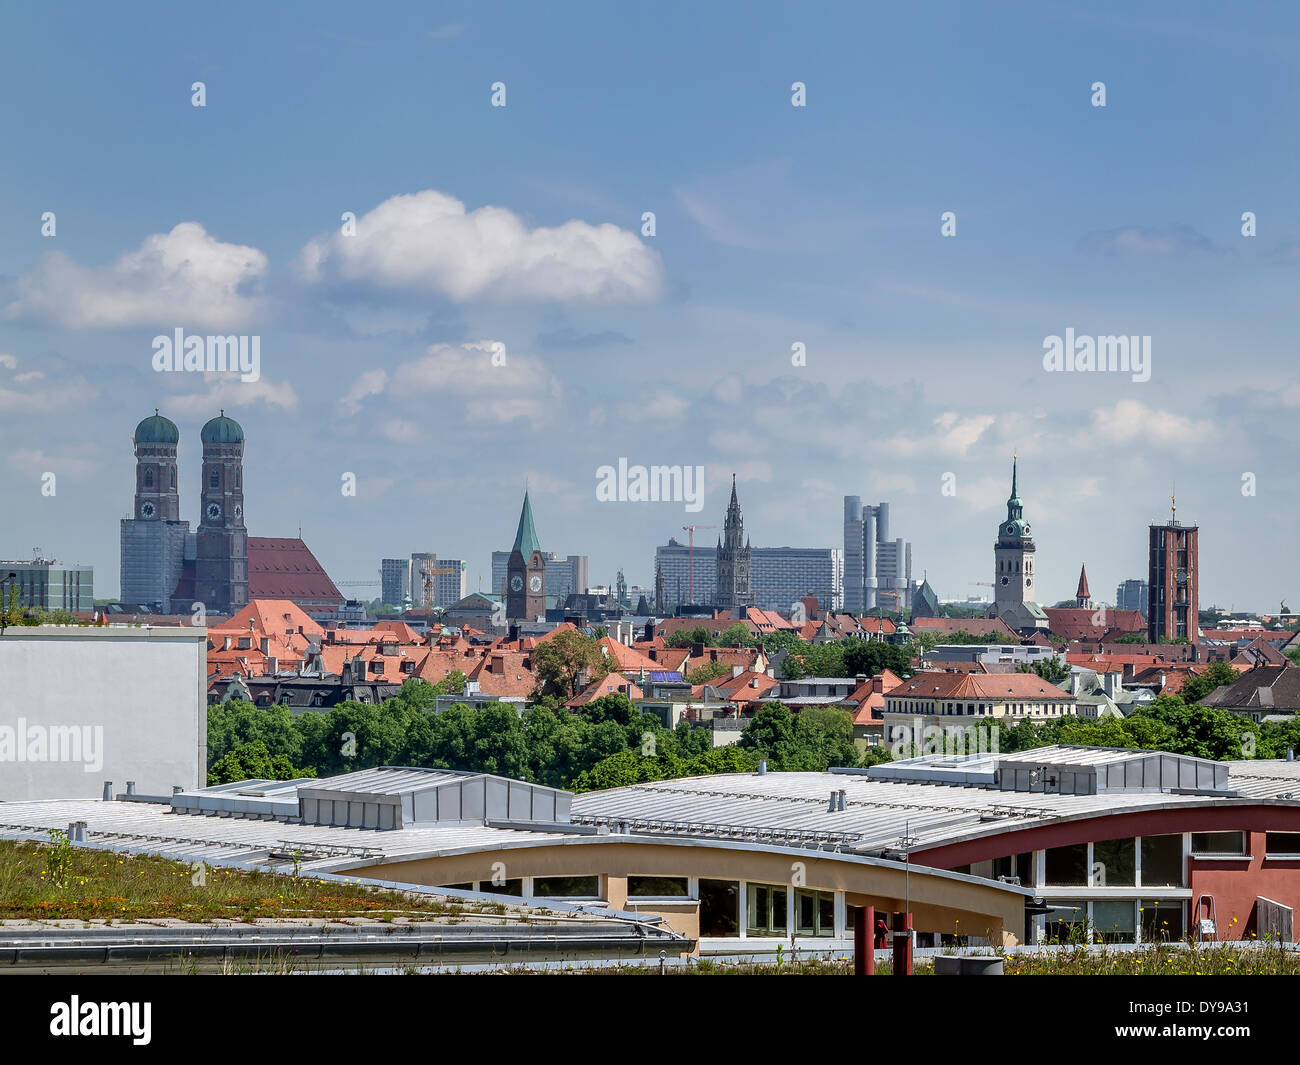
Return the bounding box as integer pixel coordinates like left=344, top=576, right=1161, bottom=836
left=854, top=905, right=875, bottom=975
left=892, top=912, right=913, bottom=976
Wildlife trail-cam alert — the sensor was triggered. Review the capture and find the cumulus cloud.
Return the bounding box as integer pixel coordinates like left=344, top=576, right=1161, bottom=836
left=1092, top=399, right=1210, bottom=446
left=298, top=189, right=664, bottom=303
left=166, top=376, right=299, bottom=416
left=344, top=340, right=561, bottom=428
left=1077, top=224, right=1218, bottom=257
left=884, top=412, right=997, bottom=459
left=3, top=223, right=267, bottom=328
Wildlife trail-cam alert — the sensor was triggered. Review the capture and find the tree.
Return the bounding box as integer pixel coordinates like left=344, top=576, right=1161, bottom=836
left=531, top=630, right=608, bottom=699
left=667, top=626, right=715, bottom=649
left=1179, top=662, right=1239, bottom=704
left=207, top=741, right=314, bottom=786
left=843, top=641, right=912, bottom=678
left=1015, top=656, right=1070, bottom=684
left=717, top=623, right=753, bottom=648
left=687, top=660, right=731, bottom=685
left=570, top=750, right=664, bottom=792
left=1113, top=632, right=1147, bottom=645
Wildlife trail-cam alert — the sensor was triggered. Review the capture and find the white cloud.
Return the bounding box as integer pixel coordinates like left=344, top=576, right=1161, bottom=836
left=167, top=376, right=299, bottom=416
left=1092, top=399, right=1210, bottom=447
left=339, top=368, right=390, bottom=415
left=884, top=412, right=997, bottom=459
left=0, top=356, right=95, bottom=413
left=349, top=340, right=561, bottom=428
left=4, top=223, right=267, bottom=329
left=298, top=189, right=664, bottom=303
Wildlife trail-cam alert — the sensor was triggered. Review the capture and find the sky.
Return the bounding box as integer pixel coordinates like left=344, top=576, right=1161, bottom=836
left=1, top=0, right=1297, bottom=611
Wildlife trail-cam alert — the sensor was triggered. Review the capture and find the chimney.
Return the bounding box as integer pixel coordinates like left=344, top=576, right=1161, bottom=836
left=828, top=790, right=838, bottom=813
left=732, top=664, right=743, bottom=678
left=838, top=789, right=847, bottom=812
left=126, top=781, right=136, bottom=796
left=855, top=674, right=867, bottom=686
left=758, top=759, right=767, bottom=775
left=102, top=781, right=112, bottom=801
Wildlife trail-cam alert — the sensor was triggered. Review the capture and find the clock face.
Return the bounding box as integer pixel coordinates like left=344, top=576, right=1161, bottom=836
left=206, top=502, right=222, bottom=521
left=140, top=501, right=156, bottom=519
left=1000, top=576, right=1010, bottom=586
left=529, top=575, right=543, bottom=593
left=510, top=575, right=524, bottom=592
left=233, top=504, right=242, bottom=520
left=1026, top=578, right=1032, bottom=587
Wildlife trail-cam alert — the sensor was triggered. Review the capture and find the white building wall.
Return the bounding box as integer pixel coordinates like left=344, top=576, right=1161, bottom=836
left=0, top=626, right=207, bottom=800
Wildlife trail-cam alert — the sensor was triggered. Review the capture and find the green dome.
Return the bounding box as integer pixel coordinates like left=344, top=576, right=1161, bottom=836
left=134, top=411, right=179, bottom=444
left=201, top=412, right=244, bottom=444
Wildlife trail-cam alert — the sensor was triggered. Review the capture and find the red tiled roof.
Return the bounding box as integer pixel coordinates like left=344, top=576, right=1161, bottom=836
left=1044, top=608, right=1145, bottom=642
left=247, top=537, right=343, bottom=608
left=891, top=671, right=1072, bottom=700
left=909, top=617, right=1019, bottom=639
left=567, top=672, right=645, bottom=708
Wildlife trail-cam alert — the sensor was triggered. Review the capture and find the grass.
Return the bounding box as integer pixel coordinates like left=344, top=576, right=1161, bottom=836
left=0, top=838, right=528, bottom=924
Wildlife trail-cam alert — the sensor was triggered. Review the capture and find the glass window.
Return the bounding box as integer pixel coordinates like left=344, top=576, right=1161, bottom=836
left=1191, top=832, right=1246, bottom=856
left=484, top=878, right=522, bottom=896
left=1265, top=832, right=1300, bottom=856
left=1140, top=834, right=1183, bottom=886
left=745, top=883, right=788, bottom=935
left=992, top=852, right=1032, bottom=887
left=1141, top=900, right=1185, bottom=942
left=627, top=875, right=689, bottom=897
left=794, top=889, right=835, bottom=937
left=1045, top=843, right=1088, bottom=886
left=532, top=876, right=600, bottom=898
left=1044, top=900, right=1088, bottom=944
left=1092, top=900, right=1137, bottom=943
left=699, top=880, right=739, bottom=937
left=1092, top=838, right=1136, bottom=886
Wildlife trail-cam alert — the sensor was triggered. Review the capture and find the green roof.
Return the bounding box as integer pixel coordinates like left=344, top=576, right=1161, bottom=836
left=134, top=411, right=179, bottom=444
left=512, top=490, right=542, bottom=558
left=201, top=413, right=244, bottom=444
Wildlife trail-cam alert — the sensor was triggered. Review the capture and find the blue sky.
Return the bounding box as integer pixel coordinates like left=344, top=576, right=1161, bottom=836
left=1, top=1, right=1297, bottom=609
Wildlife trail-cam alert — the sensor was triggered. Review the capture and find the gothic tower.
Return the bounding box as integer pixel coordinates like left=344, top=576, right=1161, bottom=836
left=120, top=411, right=190, bottom=611
left=194, top=411, right=248, bottom=615
left=506, top=489, right=546, bottom=621
left=715, top=475, right=753, bottom=611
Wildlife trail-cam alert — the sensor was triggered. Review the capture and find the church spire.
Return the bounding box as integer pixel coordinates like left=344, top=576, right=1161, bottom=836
left=512, top=488, right=541, bottom=558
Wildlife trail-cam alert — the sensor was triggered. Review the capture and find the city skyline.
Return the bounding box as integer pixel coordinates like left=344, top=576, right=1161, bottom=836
left=1, top=2, right=1296, bottom=612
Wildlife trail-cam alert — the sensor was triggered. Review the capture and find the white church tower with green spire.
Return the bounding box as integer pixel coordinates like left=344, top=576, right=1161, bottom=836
left=988, top=455, right=1049, bottom=632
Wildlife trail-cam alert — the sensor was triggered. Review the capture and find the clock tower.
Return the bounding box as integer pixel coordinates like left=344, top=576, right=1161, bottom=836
left=506, top=489, right=546, bottom=621
left=194, top=411, right=248, bottom=616
left=988, top=455, right=1048, bottom=631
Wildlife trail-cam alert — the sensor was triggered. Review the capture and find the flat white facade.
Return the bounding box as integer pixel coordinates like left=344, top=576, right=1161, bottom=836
left=0, top=626, right=207, bottom=800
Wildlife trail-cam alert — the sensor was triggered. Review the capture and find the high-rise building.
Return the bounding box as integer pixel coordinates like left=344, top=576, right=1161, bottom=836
left=120, top=411, right=190, bottom=612
left=987, top=456, right=1048, bottom=631
left=715, top=476, right=754, bottom=611
left=1116, top=579, right=1149, bottom=617
left=433, top=560, right=466, bottom=607
left=653, top=541, right=841, bottom=612
left=506, top=490, right=546, bottom=621
left=381, top=558, right=410, bottom=607
left=192, top=412, right=249, bottom=616
left=1148, top=500, right=1198, bottom=643
left=843, top=496, right=914, bottom=611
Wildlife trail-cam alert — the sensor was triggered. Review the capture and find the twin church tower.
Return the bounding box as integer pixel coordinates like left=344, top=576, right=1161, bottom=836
left=120, top=410, right=248, bottom=615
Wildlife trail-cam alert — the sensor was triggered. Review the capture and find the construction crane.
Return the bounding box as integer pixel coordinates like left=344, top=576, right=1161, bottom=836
left=418, top=559, right=463, bottom=610
left=680, top=524, right=716, bottom=603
